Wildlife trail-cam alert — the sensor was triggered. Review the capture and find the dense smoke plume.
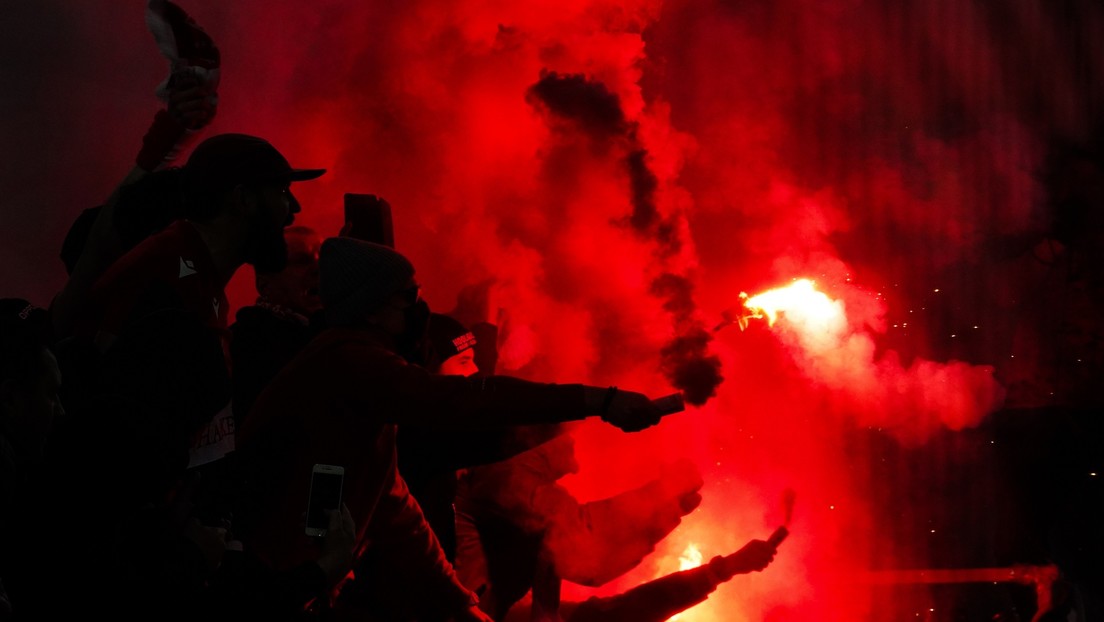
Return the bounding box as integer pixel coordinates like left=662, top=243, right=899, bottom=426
left=3, top=1, right=1104, bottom=620
left=527, top=71, right=722, bottom=405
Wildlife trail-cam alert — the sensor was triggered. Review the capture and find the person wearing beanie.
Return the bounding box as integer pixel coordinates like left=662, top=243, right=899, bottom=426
left=394, top=314, right=567, bottom=563
left=425, top=312, right=480, bottom=376
left=234, top=237, right=666, bottom=622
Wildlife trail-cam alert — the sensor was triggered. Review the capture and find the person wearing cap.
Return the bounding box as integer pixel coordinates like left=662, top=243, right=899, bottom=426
left=79, top=132, right=319, bottom=400
left=62, top=134, right=326, bottom=578
left=233, top=237, right=666, bottom=622
left=79, top=133, right=324, bottom=350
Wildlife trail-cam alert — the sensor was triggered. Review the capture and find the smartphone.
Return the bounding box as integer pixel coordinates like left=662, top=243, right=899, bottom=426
left=341, top=193, right=394, bottom=247
left=305, top=464, right=344, bottom=537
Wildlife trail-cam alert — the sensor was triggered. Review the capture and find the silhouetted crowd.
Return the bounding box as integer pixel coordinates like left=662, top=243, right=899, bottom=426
left=0, top=4, right=781, bottom=621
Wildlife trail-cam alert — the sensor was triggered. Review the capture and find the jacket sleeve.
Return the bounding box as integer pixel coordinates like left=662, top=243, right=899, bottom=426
left=354, top=468, right=479, bottom=619
left=398, top=423, right=568, bottom=475
left=336, top=340, right=594, bottom=427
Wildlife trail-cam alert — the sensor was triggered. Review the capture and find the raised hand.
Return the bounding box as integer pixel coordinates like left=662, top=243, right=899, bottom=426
left=709, top=539, right=778, bottom=581
left=167, top=71, right=218, bottom=130
left=600, top=388, right=663, bottom=432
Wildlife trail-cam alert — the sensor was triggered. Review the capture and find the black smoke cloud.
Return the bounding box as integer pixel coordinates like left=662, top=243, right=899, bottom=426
left=528, top=70, right=722, bottom=405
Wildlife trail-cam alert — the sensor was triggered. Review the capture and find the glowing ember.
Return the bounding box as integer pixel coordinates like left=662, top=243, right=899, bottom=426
left=741, top=279, right=841, bottom=328
left=678, top=542, right=704, bottom=571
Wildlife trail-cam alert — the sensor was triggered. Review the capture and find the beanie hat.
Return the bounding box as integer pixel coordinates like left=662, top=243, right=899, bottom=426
left=428, top=313, right=477, bottom=363
left=320, top=237, right=415, bottom=326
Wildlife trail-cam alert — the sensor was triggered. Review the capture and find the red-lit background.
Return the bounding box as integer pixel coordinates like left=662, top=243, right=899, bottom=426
left=2, top=1, right=1102, bottom=620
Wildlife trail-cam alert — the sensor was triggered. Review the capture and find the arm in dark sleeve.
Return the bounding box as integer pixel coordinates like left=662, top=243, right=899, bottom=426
left=399, top=423, right=567, bottom=474
left=336, top=341, right=595, bottom=427
left=353, top=469, right=478, bottom=619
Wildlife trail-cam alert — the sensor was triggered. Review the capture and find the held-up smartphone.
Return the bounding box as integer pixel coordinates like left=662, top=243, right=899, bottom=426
left=341, top=193, right=394, bottom=247
left=305, top=464, right=344, bottom=537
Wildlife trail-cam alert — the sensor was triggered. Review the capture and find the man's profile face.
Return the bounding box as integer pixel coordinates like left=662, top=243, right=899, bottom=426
left=245, top=183, right=301, bottom=274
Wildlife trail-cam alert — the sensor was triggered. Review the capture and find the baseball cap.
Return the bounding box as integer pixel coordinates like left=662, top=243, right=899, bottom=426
left=182, top=133, right=325, bottom=196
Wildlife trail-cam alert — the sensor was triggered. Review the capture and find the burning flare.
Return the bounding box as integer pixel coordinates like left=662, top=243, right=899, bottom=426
left=716, top=275, right=1005, bottom=443
left=742, top=279, right=839, bottom=326
left=717, top=278, right=845, bottom=345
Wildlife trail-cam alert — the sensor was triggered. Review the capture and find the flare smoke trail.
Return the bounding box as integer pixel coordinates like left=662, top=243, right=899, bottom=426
left=527, top=71, right=723, bottom=405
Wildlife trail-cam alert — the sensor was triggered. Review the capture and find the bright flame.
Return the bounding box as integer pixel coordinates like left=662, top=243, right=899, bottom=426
left=679, top=542, right=704, bottom=571
left=742, top=279, right=840, bottom=328
left=732, top=278, right=850, bottom=355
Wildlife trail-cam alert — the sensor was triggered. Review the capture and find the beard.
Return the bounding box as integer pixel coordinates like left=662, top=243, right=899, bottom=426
left=247, top=227, right=289, bottom=274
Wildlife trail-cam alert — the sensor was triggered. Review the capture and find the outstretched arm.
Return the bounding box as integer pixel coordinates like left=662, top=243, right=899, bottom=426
left=343, top=343, right=663, bottom=433
left=565, top=537, right=780, bottom=622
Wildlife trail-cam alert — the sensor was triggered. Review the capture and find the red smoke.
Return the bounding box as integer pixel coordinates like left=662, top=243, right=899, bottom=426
left=5, top=0, right=1104, bottom=619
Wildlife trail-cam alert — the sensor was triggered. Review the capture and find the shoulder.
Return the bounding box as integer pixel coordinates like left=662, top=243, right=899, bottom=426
left=94, top=221, right=192, bottom=291
left=302, top=328, right=406, bottom=372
